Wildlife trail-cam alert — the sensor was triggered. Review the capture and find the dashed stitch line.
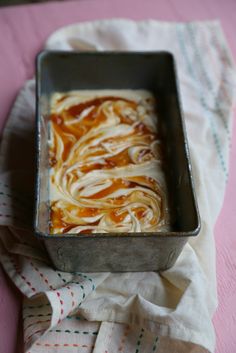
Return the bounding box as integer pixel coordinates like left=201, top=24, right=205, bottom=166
left=50, top=329, right=98, bottom=335
left=69, top=281, right=86, bottom=306
left=200, top=96, right=228, bottom=178
left=186, top=24, right=229, bottom=176
left=23, top=313, right=51, bottom=320
left=211, top=30, right=235, bottom=85
left=0, top=189, right=31, bottom=208
left=56, top=291, right=64, bottom=319
left=75, top=272, right=96, bottom=291
left=25, top=327, right=98, bottom=343
left=55, top=273, right=76, bottom=307
left=0, top=201, right=31, bottom=218
left=0, top=181, right=28, bottom=194
left=67, top=315, right=83, bottom=321
left=56, top=271, right=67, bottom=283
left=24, top=319, right=51, bottom=332
left=152, top=336, right=159, bottom=352
left=204, top=30, right=231, bottom=104
left=56, top=273, right=87, bottom=308
left=58, top=278, right=85, bottom=307
left=23, top=303, right=50, bottom=310
left=176, top=25, right=228, bottom=181
left=134, top=328, right=144, bottom=353
left=25, top=329, right=46, bottom=343
left=9, top=256, right=36, bottom=293
left=66, top=285, right=76, bottom=308
left=29, top=261, right=54, bottom=290
left=118, top=325, right=130, bottom=352
left=187, top=24, right=230, bottom=135
left=28, top=260, right=64, bottom=320
left=0, top=213, right=12, bottom=218
left=0, top=212, right=26, bottom=222
left=35, top=343, right=94, bottom=348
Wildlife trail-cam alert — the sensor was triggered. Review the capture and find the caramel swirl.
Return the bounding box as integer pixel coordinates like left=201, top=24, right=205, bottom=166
left=49, top=90, right=170, bottom=234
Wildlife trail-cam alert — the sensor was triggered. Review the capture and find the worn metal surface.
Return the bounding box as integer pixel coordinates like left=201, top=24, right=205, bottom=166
left=35, top=51, right=200, bottom=272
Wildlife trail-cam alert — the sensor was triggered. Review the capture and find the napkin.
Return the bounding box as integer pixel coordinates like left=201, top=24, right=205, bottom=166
left=0, top=19, right=236, bottom=353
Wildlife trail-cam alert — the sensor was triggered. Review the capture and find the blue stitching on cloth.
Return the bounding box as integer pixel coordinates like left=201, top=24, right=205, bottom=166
left=23, top=303, right=50, bottom=311
left=187, top=24, right=230, bottom=137
left=75, top=272, right=96, bottom=291
left=176, top=25, right=228, bottom=181
left=67, top=315, right=83, bottom=320
left=152, top=336, right=159, bottom=352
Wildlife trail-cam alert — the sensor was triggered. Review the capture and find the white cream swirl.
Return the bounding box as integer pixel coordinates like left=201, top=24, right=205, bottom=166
left=49, top=90, right=170, bottom=234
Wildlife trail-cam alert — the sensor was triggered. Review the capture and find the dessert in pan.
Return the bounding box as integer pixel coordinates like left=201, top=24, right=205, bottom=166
left=49, top=90, right=170, bottom=235
left=35, top=52, right=200, bottom=271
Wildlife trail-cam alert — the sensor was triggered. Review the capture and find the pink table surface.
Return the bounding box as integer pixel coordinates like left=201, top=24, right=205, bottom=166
left=0, top=0, right=236, bottom=352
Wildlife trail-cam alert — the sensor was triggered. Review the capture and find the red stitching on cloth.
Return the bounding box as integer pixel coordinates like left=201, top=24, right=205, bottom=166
left=56, top=291, right=64, bottom=317
left=25, top=329, right=45, bottom=343
left=103, top=323, right=115, bottom=353
left=29, top=261, right=54, bottom=290
left=28, top=260, right=64, bottom=322
left=35, top=343, right=94, bottom=348
left=118, top=325, right=130, bottom=352
left=9, top=256, right=36, bottom=292
left=24, top=319, right=51, bottom=332
left=66, top=286, right=75, bottom=307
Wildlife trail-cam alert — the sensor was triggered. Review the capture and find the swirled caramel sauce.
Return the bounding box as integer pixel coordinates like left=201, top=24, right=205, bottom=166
left=49, top=90, right=170, bottom=234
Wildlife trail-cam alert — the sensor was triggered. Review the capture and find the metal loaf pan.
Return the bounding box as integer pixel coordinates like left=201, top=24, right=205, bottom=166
left=35, top=51, right=200, bottom=272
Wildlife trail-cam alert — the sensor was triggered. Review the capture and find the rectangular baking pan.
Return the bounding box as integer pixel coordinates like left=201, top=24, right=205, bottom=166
left=35, top=50, right=200, bottom=272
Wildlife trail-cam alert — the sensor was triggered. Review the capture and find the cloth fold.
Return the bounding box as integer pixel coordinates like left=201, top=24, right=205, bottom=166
left=1, top=19, right=236, bottom=353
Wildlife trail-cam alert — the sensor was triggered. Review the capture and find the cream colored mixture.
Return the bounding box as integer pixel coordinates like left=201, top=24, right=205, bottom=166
left=49, top=90, right=170, bottom=234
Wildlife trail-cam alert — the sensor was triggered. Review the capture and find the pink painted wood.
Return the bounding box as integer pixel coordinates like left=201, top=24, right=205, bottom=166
left=0, top=0, right=235, bottom=352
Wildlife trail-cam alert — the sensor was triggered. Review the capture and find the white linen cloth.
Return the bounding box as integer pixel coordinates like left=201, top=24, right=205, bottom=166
left=0, top=19, right=236, bottom=353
